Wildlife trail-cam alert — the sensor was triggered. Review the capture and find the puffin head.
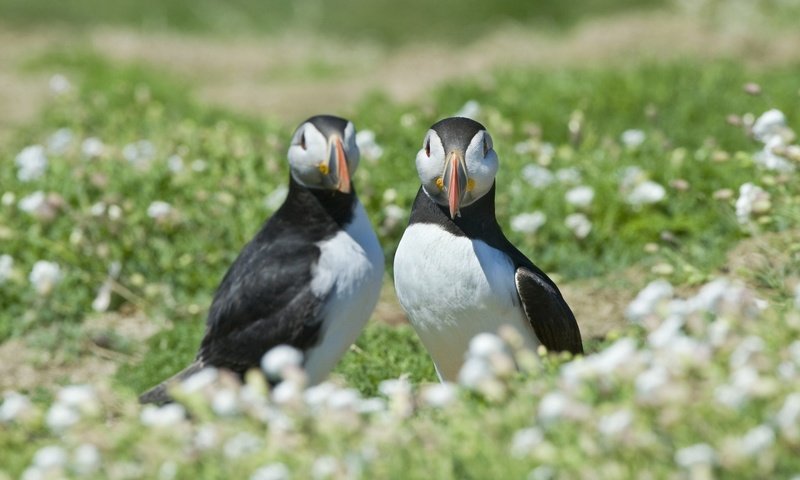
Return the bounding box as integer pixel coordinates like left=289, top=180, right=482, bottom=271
left=416, top=117, right=498, bottom=219
left=287, top=114, right=359, bottom=193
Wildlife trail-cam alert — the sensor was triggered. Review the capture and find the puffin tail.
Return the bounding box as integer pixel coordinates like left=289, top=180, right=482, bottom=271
left=138, top=360, right=206, bottom=405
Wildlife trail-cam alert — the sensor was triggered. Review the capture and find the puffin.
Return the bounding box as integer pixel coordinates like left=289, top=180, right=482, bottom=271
left=140, top=115, right=384, bottom=404
left=393, top=117, right=583, bottom=381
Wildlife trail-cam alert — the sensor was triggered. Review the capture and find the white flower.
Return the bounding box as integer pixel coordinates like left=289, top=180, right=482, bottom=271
left=564, top=186, right=594, bottom=208
left=194, top=425, right=219, bottom=450
left=521, top=165, right=554, bottom=188
left=556, top=167, right=582, bottom=185
left=159, top=461, right=178, bottom=480
left=729, top=336, right=765, bottom=370
left=458, top=357, right=493, bottom=388
left=167, top=154, right=184, bottom=173
left=755, top=137, right=795, bottom=172
left=47, top=128, right=73, bottom=154
left=18, top=191, right=46, bottom=216
left=251, top=463, right=290, bottom=480
left=626, top=280, right=674, bottom=322
left=538, top=391, right=569, bottom=420
left=304, top=382, right=337, bottom=409
left=15, top=145, right=48, bottom=182
left=0, top=391, right=32, bottom=422
left=455, top=100, right=481, bottom=119
left=0, top=254, right=13, bottom=284
left=311, top=456, right=339, bottom=480
left=327, top=388, right=362, bottom=411
left=108, top=204, right=122, bottom=220
left=357, top=397, right=387, bottom=414
left=140, top=403, right=186, bottom=427
left=181, top=368, right=218, bottom=393
left=2, top=192, right=15, bottom=206
left=675, top=443, right=716, bottom=467
left=561, top=338, right=638, bottom=385
left=57, top=385, right=96, bottom=410
left=33, top=445, right=68, bottom=469
left=81, top=137, right=105, bottom=158
left=510, top=211, right=546, bottom=234
left=635, top=365, right=669, bottom=397
left=510, top=427, right=544, bottom=457
left=735, top=183, right=771, bottom=224
left=564, top=213, right=592, bottom=239
left=191, top=159, right=208, bottom=172
left=92, top=279, right=114, bottom=312
left=272, top=381, right=301, bottom=405
left=224, top=432, right=262, bottom=459
left=467, top=332, right=506, bottom=359
left=626, top=180, right=665, bottom=206
left=73, top=444, right=101, bottom=475
left=49, top=74, right=71, bottom=95
left=647, top=315, right=685, bottom=348
left=264, top=185, right=289, bottom=211
left=147, top=201, right=173, bottom=220
left=598, top=409, right=632, bottom=437
left=739, top=425, right=775, bottom=456
left=776, top=393, right=800, bottom=433
left=123, top=140, right=156, bottom=167
left=356, top=130, right=383, bottom=161
left=420, top=383, right=457, bottom=408
left=29, top=260, right=62, bottom=296
left=261, top=345, right=303, bottom=381
left=752, top=109, right=790, bottom=143
left=621, top=129, right=646, bottom=148
left=212, top=388, right=240, bottom=416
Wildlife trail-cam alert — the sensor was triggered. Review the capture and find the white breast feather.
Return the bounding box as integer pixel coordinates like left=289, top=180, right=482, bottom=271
left=394, top=223, right=539, bottom=381
left=303, top=200, right=384, bottom=384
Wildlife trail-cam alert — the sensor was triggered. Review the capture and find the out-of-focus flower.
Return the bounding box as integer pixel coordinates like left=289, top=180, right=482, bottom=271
left=565, top=186, right=594, bottom=208
left=455, top=100, right=480, bottom=119
left=167, top=155, right=184, bottom=173
left=33, top=445, right=68, bottom=469
left=57, top=385, right=98, bottom=413
left=312, top=456, right=339, bottom=480
left=18, top=191, right=63, bottom=221
left=1, top=192, right=15, bottom=206
left=561, top=337, right=638, bottom=386
left=261, top=345, right=303, bottom=382
left=776, top=393, right=800, bottom=437
left=538, top=391, right=570, bottom=421
left=15, top=145, right=48, bottom=182
left=140, top=403, right=186, bottom=427
left=752, top=109, right=794, bottom=144
left=72, top=443, right=102, bottom=475
left=212, top=389, right=239, bottom=417
left=626, top=181, right=666, bottom=206
left=224, top=432, right=262, bottom=459
left=29, top=260, right=62, bottom=296
left=49, top=74, right=71, bottom=95
left=0, top=254, right=13, bottom=284
left=0, top=391, right=32, bottom=422
left=264, top=185, right=289, bottom=211
left=47, top=128, right=73, bottom=155
left=468, top=333, right=506, bottom=358
left=510, top=427, right=544, bottom=457
left=564, top=213, right=592, bottom=239
left=626, top=280, right=674, bottom=322
left=621, top=129, right=646, bottom=148
left=755, top=136, right=795, bottom=172
left=635, top=365, right=669, bottom=397
left=147, top=201, right=173, bottom=221
left=555, top=168, right=582, bottom=185
left=420, top=383, right=457, bottom=408
left=675, top=443, right=716, bottom=468
left=251, top=463, right=290, bottom=480
left=191, top=159, right=208, bottom=172
left=356, top=130, right=383, bottom=161
left=521, top=165, right=554, bottom=188
left=511, top=211, right=546, bottom=234
left=735, top=183, right=771, bottom=224
left=81, top=137, right=105, bottom=158
left=123, top=140, right=156, bottom=168
left=597, top=409, right=632, bottom=437
left=738, top=425, right=775, bottom=456
left=458, top=357, right=493, bottom=388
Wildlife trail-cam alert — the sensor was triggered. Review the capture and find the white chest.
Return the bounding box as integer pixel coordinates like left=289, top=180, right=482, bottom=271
left=393, top=223, right=538, bottom=380
left=303, top=200, right=384, bottom=384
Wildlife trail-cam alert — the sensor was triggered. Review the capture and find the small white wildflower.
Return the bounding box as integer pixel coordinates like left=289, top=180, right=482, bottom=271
left=714, top=384, right=746, bottom=409
left=790, top=340, right=800, bottom=364
left=739, top=425, right=775, bottom=456
left=521, top=165, right=554, bottom=188
left=626, top=280, right=674, bottom=322
left=598, top=409, right=633, bottom=437
left=147, top=201, right=173, bottom=220
left=123, top=140, right=156, bottom=167
left=181, top=368, right=218, bottom=393
left=15, top=145, right=48, bottom=182
left=72, top=444, right=101, bottom=475
left=510, top=427, right=544, bottom=457
left=194, top=425, right=219, bottom=450
left=383, top=204, right=405, bottom=223
left=261, top=345, right=303, bottom=382
left=92, top=279, right=114, bottom=312
left=356, top=130, right=383, bottom=161
left=81, top=137, right=105, bottom=158
left=107, top=204, right=122, bottom=220
left=620, top=166, right=646, bottom=191
left=33, top=445, right=68, bottom=469
left=635, top=365, right=668, bottom=397
left=159, top=461, right=178, bottom=480
left=752, top=109, right=790, bottom=143
left=675, top=443, right=716, bottom=467
left=251, top=463, right=290, bottom=480
left=420, top=383, right=457, bottom=408
left=458, top=357, right=493, bottom=388
left=211, top=388, right=240, bottom=416
left=304, top=382, right=337, bottom=409
left=564, top=185, right=594, bottom=208
left=776, top=393, right=800, bottom=433
left=510, top=211, right=546, bottom=234
left=191, top=159, right=207, bottom=172
left=49, top=74, right=71, bottom=95
left=0, top=254, right=13, bottom=284
left=139, top=403, right=186, bottom=427
left=264, top=185, right=289, bottom=211
left=755, top=137, right=795, bottom=172
left=626, top=180, right=666, bottom=206
left=29, top=260, right=62, bottom=296
left=47, top=128, right=73, bottom=154
left=455, top=100, right=481, bottom=119
left=357, top=397, right=387, bottom=414
left=2, top=192, right=15, bottom=206
left=538, top=391, right=569, bottom=421
left=735, top=183, right=771, bottom=224
left=467, top=332, right=506, bottom=359
left=648, top=315, right=685, bottom=349
left=18, top=191, right=46, bottom=216
left=621, top=129, right=646, bottom=148
left=57, top=385, right=96, bottom=410
left=729, top=336, right=765, bottom=370
left=530, top=465, right=556, bottom=480
left=272, top=380, right=301, bottom=405
left=0, top=391, right=31, bottom=422
left=555, top=167, right=582, bottom=185
left=327, top=388, right=362, bottom=411
left=224, top=432, right=262, bottom=459
left=167, top=154, right=184, bottom=173
left=564, top=213, right=592, bottom=239
left=312, top=456, right=338, bottom=480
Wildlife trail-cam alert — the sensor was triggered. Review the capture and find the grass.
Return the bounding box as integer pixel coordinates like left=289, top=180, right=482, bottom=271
left=2, top=27, right=800, bottom=479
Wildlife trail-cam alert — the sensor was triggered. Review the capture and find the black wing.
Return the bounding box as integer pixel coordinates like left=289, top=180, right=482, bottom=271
left=197, top=229, right=329, bottom=374
left=514, top=266, right=583, bottom=355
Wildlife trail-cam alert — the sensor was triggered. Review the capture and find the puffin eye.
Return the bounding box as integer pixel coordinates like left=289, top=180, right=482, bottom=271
left=299, top=133, right=306, bottom=150
left=425, top=139, right=431, bottom=157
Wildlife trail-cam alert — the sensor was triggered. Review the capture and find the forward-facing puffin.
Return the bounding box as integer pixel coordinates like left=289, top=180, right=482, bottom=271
left=393, top=117, right=583, bottom=381
left=140, top=115, right=384, bottom=404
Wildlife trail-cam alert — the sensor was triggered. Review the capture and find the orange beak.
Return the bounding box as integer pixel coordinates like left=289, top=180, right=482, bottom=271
left=443, top=151, right=468, bottom=219
left=332, top=137, right=351, bottom=194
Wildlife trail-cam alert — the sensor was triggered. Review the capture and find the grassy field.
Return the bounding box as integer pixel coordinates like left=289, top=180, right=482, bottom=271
left=2, top=1, right=800, bottom=478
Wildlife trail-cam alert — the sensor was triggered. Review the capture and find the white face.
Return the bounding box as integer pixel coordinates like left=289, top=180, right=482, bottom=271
left=415, top=128, right=498, bottom=217
left=287, top=120, right=359, bottom=192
